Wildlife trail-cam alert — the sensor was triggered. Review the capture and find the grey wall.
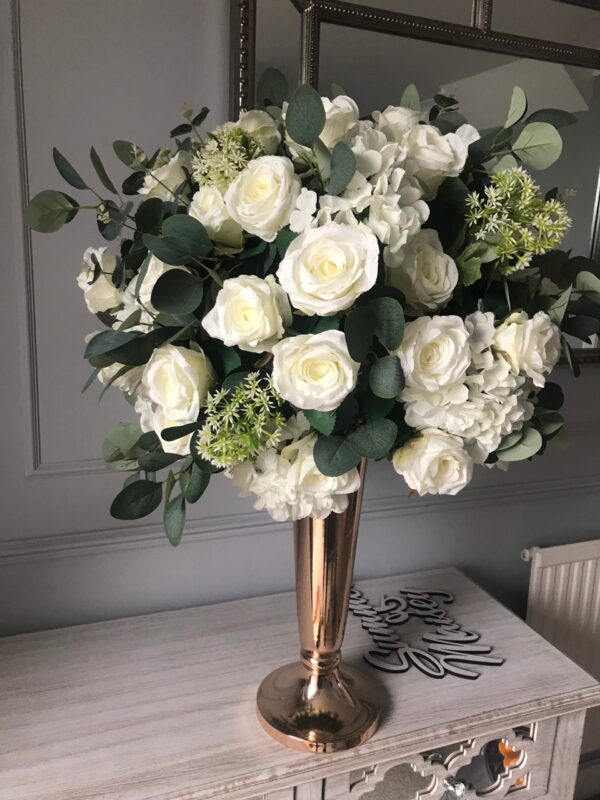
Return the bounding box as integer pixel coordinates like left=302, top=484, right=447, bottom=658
left=1, top=0, right=600, bottom=637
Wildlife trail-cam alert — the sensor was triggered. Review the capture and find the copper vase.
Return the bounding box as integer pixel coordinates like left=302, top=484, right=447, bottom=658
left=256, top=460, right=382, bottom=752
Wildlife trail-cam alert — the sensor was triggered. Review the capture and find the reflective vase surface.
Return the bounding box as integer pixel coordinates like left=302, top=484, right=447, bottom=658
left=256, top=460, right=382, bottom=753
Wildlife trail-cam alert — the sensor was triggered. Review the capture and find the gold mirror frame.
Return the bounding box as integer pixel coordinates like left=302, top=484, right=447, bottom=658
left=230, top=0, right=600, bottom=362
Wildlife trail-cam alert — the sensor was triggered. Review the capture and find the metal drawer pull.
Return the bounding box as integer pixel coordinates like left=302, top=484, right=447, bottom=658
left=443, top=777, right=467, bottom=799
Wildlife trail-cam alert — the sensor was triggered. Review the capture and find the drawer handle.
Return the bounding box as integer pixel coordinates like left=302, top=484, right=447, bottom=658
left=443, top=777, right=467, bottom=799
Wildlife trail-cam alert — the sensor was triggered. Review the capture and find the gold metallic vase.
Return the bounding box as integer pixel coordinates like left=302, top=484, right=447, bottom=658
left=256, top=460, right=382, bottom=753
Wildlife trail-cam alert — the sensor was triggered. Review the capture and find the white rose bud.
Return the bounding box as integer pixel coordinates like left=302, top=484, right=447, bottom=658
left=136, top=344, right=214, bottom=455
left=138, top=151, right=191, bottom=201
left=277, top=223, right=378, bottom=316
left=320, top=95, right=360, bottom=148
left=224, top=155, right=300, bottom=242
left=77, top=247, right=122, bottom=314
left=188, top=187, right=243, bottom=249
left=396, top=315, right=471, bottom=392
left=373, top=105, right=420, bottom=143
left=405, top=124, right=474, bottom=199
left=202, top=274, right=292, bottom=353
left=494, top=310, right=560, bottom=387
left=388, top=229, right=458, bottom=312
left=393, top=428, right=473, bottom=496
left=272, top=330, right=359, bottom=411
left=238, top=109, right=281, bottom=155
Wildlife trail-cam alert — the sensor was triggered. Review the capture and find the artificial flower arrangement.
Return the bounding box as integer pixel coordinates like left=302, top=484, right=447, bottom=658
left=26, top=77, right=600, bottom=543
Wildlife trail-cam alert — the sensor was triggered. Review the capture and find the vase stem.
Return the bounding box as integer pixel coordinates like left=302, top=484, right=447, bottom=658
left=256, top=459, right=382, bottom=753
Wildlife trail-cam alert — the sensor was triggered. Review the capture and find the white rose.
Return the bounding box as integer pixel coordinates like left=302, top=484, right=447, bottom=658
left=188, top=187, right=243, bottom=249
left=320, top=95, right=360, bottom=148
left=117, top=255, right=189, bottom=326
left=136, top=344, right=214, bottom=454
left=373, top=105, right=420, bottom=143
left=396, top=315, right=471, bottom=392
left=405, top=124, right=471, bottom=199
left=494, top=311, right=560, bottom=387
left=367, top=194, right=421, bottom=255
left=277, top=223, right=378, bottom=315
left=202, top=274, right=291, bottom=352
left=393, top=428, right=473, bottom=496
left=138, top=151, right=191, bottom=200
left=272, top=330, right=359, bottom=411
left=77, top=247, right=122, bottom=314
left=224, top=155, right=300, bottom=242
left=387, top=228, right=458, bottom=312
left=238, top=109, right=281, bottom=155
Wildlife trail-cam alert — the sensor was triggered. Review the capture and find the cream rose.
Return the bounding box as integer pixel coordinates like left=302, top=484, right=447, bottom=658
left=77, top=247, right=122, bottom=314
left=373, top=105, right=420, bottom=143
left=224, top=155, right=300, bottom=242
left=202, top=274, right=291, bottom=353
left=238, top=109, right=281, bottom=155
left=277, top=223, right=378, bottom=315
left=135, top=344, right=214, bottom=455
left=387, top=228, right=458, bottom=312
left=320, top=95, right=360, bottom=148
left=188, top=187, right=243, bottom=249
left=272, top=330, right=359, bottom=411
left=405, top=124, right=476, bottom=199
left=393, top=428, right=473, bottom=496
left=395, top=315, right=471, bottom=392
left=138, top=151, right=191, bottom=201
left=494, top=310, right=560, bottom=387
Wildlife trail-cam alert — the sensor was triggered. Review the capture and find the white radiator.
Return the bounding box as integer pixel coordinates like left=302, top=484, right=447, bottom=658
left=523, top=540, right=600, bottom=798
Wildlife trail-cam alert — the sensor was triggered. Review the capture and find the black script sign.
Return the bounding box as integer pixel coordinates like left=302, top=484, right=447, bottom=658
left=349, top=586, right=504, bottom=680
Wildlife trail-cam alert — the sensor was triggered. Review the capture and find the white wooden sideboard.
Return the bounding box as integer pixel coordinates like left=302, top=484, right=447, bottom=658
left=1, top=568, right=599, bottom=800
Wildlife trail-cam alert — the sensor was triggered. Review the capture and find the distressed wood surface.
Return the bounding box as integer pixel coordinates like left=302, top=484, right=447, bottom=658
left=0, top=568, right=598, bottom=800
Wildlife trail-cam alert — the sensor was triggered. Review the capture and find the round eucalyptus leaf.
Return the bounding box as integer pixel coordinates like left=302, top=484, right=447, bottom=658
left=183, top=462, right=211, bottom=504
left=504, top=86, right=527, bottom=128
left=512, top=122, right=562, bottom=170
left=497, top=427, right=543, bottom=462
left=369, top=296, right=405, bottom=349
left=24, top=190, right=78, bottom=233
left=151, top=270, right=204, bottom=315
left=350, top=418, right=398, bottom=459
left=344, top=306, right=375, bottom=362
left=110, top=479, right=162, bottom=520
left=314, top=434, right=361, bottom=477
left=525, top=108, right=577, bottom=129
left=327, top=142, right=357, bottom=197
left=138, top=452, right=182, bottom=471
left=369, top=356, right=404, bottom=399
left=305, top=409, right=336, bottom=436
left=256, top=67, right=289, bottom=108
left=285, top=84, right=325, bottom=147
left=400, top=84, right=420, bottom=111
left=535, top=410, right=564, bottom=437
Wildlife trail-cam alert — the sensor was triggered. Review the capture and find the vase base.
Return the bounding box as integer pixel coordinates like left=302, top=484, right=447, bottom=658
left=256, top=660, right=382, bottom=753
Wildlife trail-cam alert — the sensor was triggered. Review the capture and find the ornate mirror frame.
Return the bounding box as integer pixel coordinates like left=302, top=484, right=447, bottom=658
left=230, top=0, right=600, bottom=362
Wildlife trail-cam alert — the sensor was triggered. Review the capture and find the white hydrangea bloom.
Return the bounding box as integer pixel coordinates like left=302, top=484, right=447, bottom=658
left=227, top=416, right=361, bottom=521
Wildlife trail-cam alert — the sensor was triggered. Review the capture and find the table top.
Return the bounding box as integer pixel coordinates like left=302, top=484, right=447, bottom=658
left=1, top=567, right=599, bottom=800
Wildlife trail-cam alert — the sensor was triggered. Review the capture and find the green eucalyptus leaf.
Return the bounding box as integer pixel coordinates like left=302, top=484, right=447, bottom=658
left=536, top=382, right=564, bottom=411
left=108, top=326, right=186, bottom=366
left=493, top=154, right=519, bottom=173
left=547, top=285, right=572, bottom=325
left=85, top=330, right=140, bottom=359
left=170, top=123, right=193, bottom=138
left=285, top=84, right=325, bottom=147
left=102, top=422, right=144, bottom=463
left=525, top=108, right=577, bottom=129
left=575, top=271, right=600, bottom=303
left=369, top=356, right=404, bottom=399
left=52, top=148, right=87, bottom=190
left=90, top=146, right=118, bottom=194
left=135, top=197, right=166, bottom=234
left=361, top=391, right=395, bottom=422
left=122, top=170, right=146, bottom=196
left=400, top=84, right=420, bottom=112
left=113, top=140, right=142, bottom=168
left=151, top=270, right=204, bottom=315
left=433, top=93, right=458, bottom=109
left=498, top=427, right=543, bottom=462
left=137, top=431, right=160, bottom=450
left=497, top=429, right=524, bottom=452
left=313, top=434, right=361, bottom=477
left=534, top=409, right=564, bottom=437
left=192, top=107, right=210, bottom=127
left=512, top=122, right=563, bottom=170
left=562, top=314, right=600, bottom=342
left=110, top=479, right=162, bottom=520
left=164, top=492, right=186, bottom=546
left=350, top=418, right=397, bottom=459
left=305, top=409, right=336, bottom=436
left=183, top=462, right=211, bottom=503
left=504, top=86, right=528, bottom=128
left=327, top=142, right=356, bottom=196
left=161, top=421, right=202, bottom=442
left=138, top=452, right=182, bottom=471
left=369, top=296, right=405, bottom=349
left=24, top=190, right=79, bottom=233
left=313, top=138, right=332, bottom=182
left=344, top=306, right=375, bottom=362
left=276, top=228, right=299, bottom=258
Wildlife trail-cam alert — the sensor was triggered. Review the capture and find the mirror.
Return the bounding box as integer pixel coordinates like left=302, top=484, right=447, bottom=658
left=231, top=0, right=600, bottom=356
